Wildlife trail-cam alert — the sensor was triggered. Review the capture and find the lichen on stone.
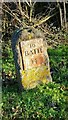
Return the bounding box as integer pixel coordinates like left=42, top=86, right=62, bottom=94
left=21, top=65, right=52, bottom=89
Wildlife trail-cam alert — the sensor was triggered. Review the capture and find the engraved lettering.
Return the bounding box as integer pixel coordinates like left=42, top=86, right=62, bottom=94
left=40, top=47, right=43, bottom=53
left=30, top=44, right=35, bottom=48
left=25, top=51, right=29, bottom=56
left=31, top=59, right=37, bottom=64
left=25, top=47, right=43, bottom=56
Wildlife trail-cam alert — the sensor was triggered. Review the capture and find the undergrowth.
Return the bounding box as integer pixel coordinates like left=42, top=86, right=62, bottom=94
left=2, top=44, right=68, bottom=120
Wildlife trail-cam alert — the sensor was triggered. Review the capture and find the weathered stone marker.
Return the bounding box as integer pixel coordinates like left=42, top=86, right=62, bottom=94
left=12, top=28, right=52, bottom=89
left=20, top=38, right=45, bottom=70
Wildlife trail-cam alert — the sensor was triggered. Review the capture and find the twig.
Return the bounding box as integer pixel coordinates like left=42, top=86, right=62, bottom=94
left=25, top=0, right=30, bottom=7
left=33, top=0, right=37, bottom=7
left=3, top=3, right=23, bottom=24
left=2, top=3, right=29, bottom=27
left=29, top=0, right=32, bottom=22
left=18, top=0, right=29, bottom=20
left=34, top=12, right=58, bottom=28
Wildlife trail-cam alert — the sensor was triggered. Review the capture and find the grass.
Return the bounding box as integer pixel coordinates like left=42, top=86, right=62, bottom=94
left=2, top=44, right=68, bottom=120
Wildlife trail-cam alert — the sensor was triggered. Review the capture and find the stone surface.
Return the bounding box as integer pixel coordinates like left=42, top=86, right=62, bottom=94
left=11, top=27, right=52, bottom=90
left=20, top=38, right=46, bottom=70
